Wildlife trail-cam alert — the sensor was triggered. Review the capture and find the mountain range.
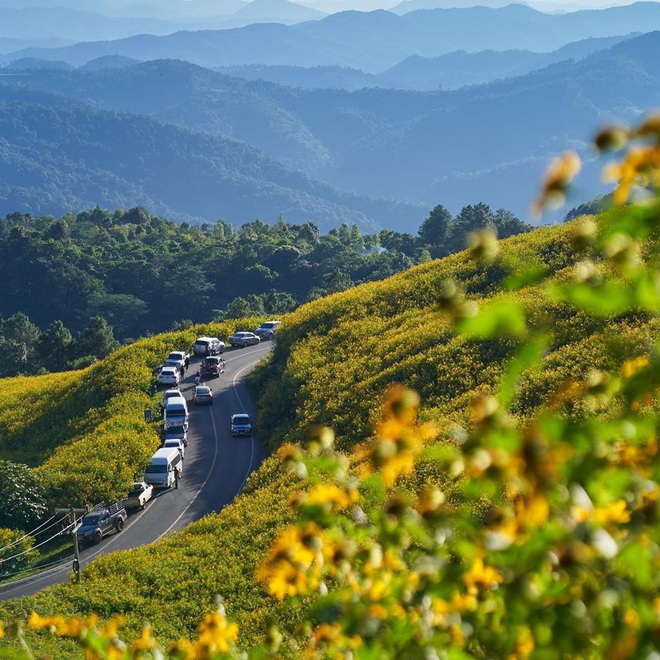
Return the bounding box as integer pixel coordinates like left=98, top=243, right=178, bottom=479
left=3, top=29, right=660, bottom=226
left=5, top=2, right=660, bottom=71
left=0, top=83, right=425, bottom=231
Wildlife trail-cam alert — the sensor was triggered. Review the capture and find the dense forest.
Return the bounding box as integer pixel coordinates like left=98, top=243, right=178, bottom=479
left=0, top=202, right=529, bottom=377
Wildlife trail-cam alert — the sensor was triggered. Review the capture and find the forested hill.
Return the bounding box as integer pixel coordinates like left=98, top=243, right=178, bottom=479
left=0, top=83, right=424, bottom=231
left=0, top=203, right=530, bottom=377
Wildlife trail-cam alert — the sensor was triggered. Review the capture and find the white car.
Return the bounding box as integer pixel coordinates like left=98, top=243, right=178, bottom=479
left=162, top=437, right=185, bottom=459
left=230, top=332, right=261, bottom=347
left=192, top=337, right=225, bottom=356
left=164, top=351, right=188, bottom=369
left=124, top=482, right=153, bottom=510
left=162, top=389, right=184, bottom=405
left=157, top=366, right=180, bottom=386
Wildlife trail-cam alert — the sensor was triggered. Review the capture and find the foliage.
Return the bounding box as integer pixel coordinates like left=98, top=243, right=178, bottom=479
left=0, top=528, right=37, bottom=577
left=0, top=204, right=527, bottom=377
left=0, top=462, right=48, bottom=532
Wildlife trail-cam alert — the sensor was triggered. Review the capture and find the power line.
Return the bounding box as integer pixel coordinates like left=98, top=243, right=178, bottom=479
left=0, top=520, right=79, bottom=566
left=0, top=513, right=67, bottom=555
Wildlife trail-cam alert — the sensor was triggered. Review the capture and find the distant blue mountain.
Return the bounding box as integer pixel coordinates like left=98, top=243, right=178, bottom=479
left=8, top=2, right=660, bottom=71
left=4, top=29, right=660, bottom=226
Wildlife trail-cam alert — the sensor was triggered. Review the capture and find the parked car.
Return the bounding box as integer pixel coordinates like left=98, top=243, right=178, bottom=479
left=157, top=366, right=180, bottom=386
left=163, top=437, right=185, bottom=459
left=164, top=424, right=189, bottom=447
left=164, top=351, right=188, bottom=370
left=162, top=388, right=184, bottom=405
left=255, top=320, right=281, bottom=340
left=231, top=413, right=253, bottom=436
left=192, top=337, right=225, bottom=356
left=124, top=481, right=153, bottom=510
left=193, top=385, right=213, bottom=405
left=77, top=502, right=127, bottom=546
left=201, top=355, right=223, bottom=378
left=230, top=332, right=261, bottom=347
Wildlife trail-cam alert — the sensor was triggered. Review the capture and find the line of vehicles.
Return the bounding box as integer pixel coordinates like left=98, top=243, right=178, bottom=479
left=77, top=327, right=276, bottom=546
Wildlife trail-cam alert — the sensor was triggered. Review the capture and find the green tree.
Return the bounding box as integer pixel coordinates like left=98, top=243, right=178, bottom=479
left=418, top=204, right=453, bottom=257
left=37, top=320, right=73, bottom=371
left=0, top=312, right=41, bottom=373
left=74, top=316, right=119, bottom=360
left=0, top=461, right=48, bottom=531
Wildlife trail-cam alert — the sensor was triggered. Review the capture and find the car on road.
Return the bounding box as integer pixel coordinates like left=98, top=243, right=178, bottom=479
left=163, top=437, right=185, bottom=459
left=162, top=388, right=184, bottom=405
left=164, top=424, right=188, bottom=447
left=164, top=351, right=188, bottom=370
left=193, top=385, right=213, bottom=405
left=124, top=481, right=153, bottom=510
left=230, top=332, right=260, bottom=347
left=255, top=320, right=281, bottom=340
left=77, top=502, right=127, bottom=546
left=231, top=413, right=253, bottom=436
left=192, top=337, right=225, bottom=356
left=201, top=355, right=223, bottom=378
left=157, top=366, right=180, bottom=386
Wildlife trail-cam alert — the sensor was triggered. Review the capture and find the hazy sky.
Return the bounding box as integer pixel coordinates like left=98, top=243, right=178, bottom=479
left=300, top=0, right=643, bottom=11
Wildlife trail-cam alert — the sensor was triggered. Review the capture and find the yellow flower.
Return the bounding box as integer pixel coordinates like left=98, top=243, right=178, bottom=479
left=515, top=494, right=550, bottom=528
left=621, top=356, right=649, bottom=379
left=623, top=608, right=640, bottom=630
left=129, top=625, right=157, bottom=653
left=301, top=483, right=356, bottom=511
left=594, top=500, right=630, bottom=525
left=509, top=626, right=535, bottom=659
left=194, top=610, right=238, bottom=658
left=0, top=622, right=3, bottom=638
left=169, top=638, right=196, bottom=660
left=533, top=150, right=581, bottom=214
left=463, top=556, right=503, bottom=593
left=369, top=385, right=436, bottom=488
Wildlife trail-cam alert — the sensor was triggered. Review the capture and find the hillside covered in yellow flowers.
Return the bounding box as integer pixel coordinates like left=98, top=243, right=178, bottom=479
left=0, top=180, right=655, bottom=656
left=0, top=117, right=659, bottom=657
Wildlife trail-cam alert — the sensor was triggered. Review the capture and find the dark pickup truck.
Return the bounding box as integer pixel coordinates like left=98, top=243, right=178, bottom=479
left=76, top=502, right=127, bottom=546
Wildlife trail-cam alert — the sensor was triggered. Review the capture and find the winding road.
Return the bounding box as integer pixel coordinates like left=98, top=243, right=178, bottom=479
left=0, top=342, right=271, bottom=602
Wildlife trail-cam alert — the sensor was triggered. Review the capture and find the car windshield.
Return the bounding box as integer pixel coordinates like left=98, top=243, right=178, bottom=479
left=161, top=368, right=175, bottom=374
left=146, top=464, right=167, bottom=473
left=233, top=415, right=250, bottom=424
left=167, top=353, right=181, bottom=360
left=128, top=488, right=142, bottom=496
left=81, top=515, right=99, bottom=525
left=262, top=322, right=278, bottom=329
left=166, top=427, right=185, bottom=437
left=194, top=341, right=209, bottom=348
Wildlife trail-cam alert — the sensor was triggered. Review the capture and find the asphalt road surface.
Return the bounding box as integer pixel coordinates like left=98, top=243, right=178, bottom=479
left=0, top=342, right=272, bottom=602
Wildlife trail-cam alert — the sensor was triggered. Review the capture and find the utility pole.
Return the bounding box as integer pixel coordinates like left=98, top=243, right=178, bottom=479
left=55, top=507, right=87, bottom=584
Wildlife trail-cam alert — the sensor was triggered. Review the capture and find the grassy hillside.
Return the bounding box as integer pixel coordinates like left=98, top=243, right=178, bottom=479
left=1, top=189, right=656, bottom=657
left=0, top=321, right=254, bottom=508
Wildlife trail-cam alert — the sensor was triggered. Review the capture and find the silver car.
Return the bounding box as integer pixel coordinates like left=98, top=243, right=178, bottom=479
left=230, top=332, right=261, bottom=347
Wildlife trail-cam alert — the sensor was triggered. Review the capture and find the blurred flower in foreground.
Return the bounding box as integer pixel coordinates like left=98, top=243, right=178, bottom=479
left=533, top=150, right=581, bottom=215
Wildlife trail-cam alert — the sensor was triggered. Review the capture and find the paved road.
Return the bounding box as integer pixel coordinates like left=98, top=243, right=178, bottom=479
left=0, top=343, right=271, bottom=602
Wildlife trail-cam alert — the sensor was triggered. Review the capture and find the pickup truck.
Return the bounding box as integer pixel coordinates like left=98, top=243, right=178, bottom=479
left=123, top=481, right=154, bottom=510
left=76, top=502, right=127, bottom=546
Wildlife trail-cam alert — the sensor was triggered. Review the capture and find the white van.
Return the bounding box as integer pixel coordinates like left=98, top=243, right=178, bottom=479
left=144, top=447, right=183, bottom=488
left=164, top=396, right=189, bottom=430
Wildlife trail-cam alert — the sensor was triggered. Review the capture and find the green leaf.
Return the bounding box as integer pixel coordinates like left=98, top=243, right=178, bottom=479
left=457, top=299, right=527, bottom=339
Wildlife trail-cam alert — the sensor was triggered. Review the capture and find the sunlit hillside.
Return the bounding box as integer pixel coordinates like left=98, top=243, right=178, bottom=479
left=1, top=184, right=656, bottom=657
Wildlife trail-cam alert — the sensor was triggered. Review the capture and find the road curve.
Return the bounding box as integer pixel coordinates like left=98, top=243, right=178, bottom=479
left=0, top=343, right=271, bottom=602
